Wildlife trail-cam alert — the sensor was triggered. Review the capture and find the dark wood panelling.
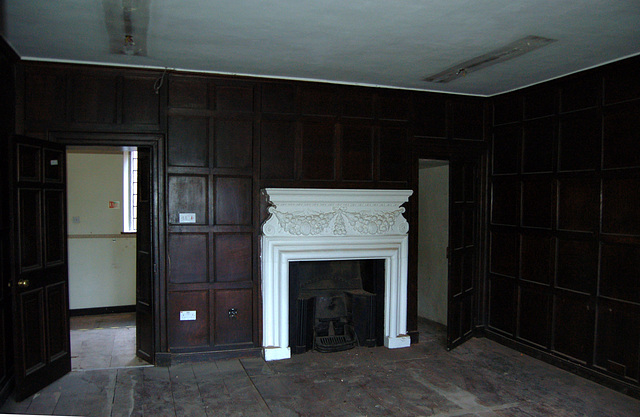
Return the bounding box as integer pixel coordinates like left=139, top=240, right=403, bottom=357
left=24, top=70, right=66, bottom=123
left=560, top=74, right=601, bottom=113
left=603, top=104, right=640, bottom=170
left=214, top=289, right=253, bottom=345
left=491, top=55, right=640, bottom=395
left=70, top=75, right=118, bottom=124
left=489, top=231, right=518, bottom=277
left=520, top=234, right=553, bottom=285
left=260, top=120, right=296, bottom=180
left=215, top=120, right=253, bottom=169
left=493, top=94, right=522, bottom=125
left=298, top=86, right=337, bottom=116
left=122, top=76, right=160, bottom=125
left=379, top=126, right=407, bottom=182
left=602, top=178, right=640, bottom=235
left=603, top=58, right=640, bottom=105
left=595, top=300, right=640, bottom=383
left=214, top=234, right=252, bottom=283
left=301, top=121, right=335, bottom=180
left=262, top=83, right=295, bottom=114
left=168, top=175, right=208, bottom=225
left=169, top=77, right=210, bottom=109
left=518, top=287, right=550, bottom=347
left=341, top=124, right=373, bottom=181
left=522, top=119, right=554, bottom=173
left=553, top=293, right=594, bottom=363
left=413, top=95, right=446, bottom=137
left=556, top=238, right=597, bottom=294
left=524, top=88, right=557, bottom=120
left=557, top=178, right=599, bottom=232
left=216, top=85, right=254, bottom=112
left=521, top=179, right=553, bottom=229
left=600, top=243, right=640, bottom=304
left=451, top=100, right=484, bottom=140
left=488, top=275, right=516, bottom=334
left=558, top=110, right=600, bottom=172
left=492, top=125, right=520, bottom=175
left=343, top=90, right=373, bottom=119
left=167, top=291, right=210, bottom=348
left=168, top=233, right=209, bottom=284
left=490, top=178, right=519, bottom=226
left=215, top=177, right=252, bottom=225
left=378, top=93, right=409, bottom=121
left=167, top=116, right=210, bottom=168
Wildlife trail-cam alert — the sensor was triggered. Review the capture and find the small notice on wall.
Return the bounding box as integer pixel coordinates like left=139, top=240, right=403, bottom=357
left=179, top=213, right=196, bottom=223
left=108, top=201, right=120, bottom=209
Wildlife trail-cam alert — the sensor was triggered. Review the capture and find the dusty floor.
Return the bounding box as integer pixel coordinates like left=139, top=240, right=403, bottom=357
left=69, top=313, right=150, bottom=371
left=1, top=316, right=638, bottom=416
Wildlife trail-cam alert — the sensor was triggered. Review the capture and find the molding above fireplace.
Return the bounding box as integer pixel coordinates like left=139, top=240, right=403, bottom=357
left=261, top=188, right=413, bottom=361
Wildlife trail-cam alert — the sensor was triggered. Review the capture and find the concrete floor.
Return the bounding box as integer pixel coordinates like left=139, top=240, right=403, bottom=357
left=2, top=318, right=639, bottom=416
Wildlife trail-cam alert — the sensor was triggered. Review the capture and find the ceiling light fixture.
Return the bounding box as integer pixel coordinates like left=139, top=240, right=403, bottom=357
left=423, top=35, right=556, bottom=83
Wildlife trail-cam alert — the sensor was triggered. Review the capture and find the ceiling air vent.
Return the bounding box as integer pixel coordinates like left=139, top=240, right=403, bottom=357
left=424, top=35, right=556, bottom=83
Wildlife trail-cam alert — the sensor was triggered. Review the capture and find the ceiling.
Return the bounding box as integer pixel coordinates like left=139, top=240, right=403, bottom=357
left=2, top=0, right=640, bottom=96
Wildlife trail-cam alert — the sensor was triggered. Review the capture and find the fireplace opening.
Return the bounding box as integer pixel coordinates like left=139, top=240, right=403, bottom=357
left=289, top=259, right=385, bottom=354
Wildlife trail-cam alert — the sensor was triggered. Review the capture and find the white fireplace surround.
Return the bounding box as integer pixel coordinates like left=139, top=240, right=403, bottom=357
left=261, top=188, right=413, bottom=361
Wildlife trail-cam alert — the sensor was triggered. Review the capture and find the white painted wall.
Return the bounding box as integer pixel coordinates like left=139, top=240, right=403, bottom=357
left=67, top=151, right=136, bottom=310
left=417, top=163, right=449, bottom=325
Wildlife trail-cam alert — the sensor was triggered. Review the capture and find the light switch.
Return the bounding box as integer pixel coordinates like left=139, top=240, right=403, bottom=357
left=72, top=216, right=80, bottom=224
left=179, top=310, right=196, bottom=321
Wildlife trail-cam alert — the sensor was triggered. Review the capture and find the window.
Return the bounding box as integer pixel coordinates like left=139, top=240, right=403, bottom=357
left=123, top=149, right=138, bottom=232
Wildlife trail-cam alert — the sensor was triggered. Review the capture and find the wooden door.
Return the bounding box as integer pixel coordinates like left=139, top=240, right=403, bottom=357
left=447, top=156, right=479, bottom=349
left=135, top=147, right=154, bottom=363
left=11, top=136, right=70, bottom=401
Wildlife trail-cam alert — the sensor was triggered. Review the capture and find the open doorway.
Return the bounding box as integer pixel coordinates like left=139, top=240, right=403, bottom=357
left=66, top=147, right=148, bottom=370
left=417, top=159, right=449, bottom=346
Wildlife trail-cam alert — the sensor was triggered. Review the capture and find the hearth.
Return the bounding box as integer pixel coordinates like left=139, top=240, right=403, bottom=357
left=289, top=260, right=385, bottom=354
left=261, top=188, right=413, bottom=361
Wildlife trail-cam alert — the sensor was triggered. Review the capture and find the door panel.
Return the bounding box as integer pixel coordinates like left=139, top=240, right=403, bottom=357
left=11, top=136, right=70, bottom=401
left=136, top=147, right=154, bottom=363
left=447, top=157, right=479, bottom=349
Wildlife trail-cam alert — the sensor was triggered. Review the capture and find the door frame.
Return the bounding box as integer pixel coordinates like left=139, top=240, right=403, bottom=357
left=50, top=132, right=165, bottom=364
left=409, top=138, right=489, bottom=346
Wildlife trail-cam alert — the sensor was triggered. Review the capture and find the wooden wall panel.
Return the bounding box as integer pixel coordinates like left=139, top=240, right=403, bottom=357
left=168, top=116, right=210, bottom=167
left=214, top=234, right=252, bottom=283
left=168, top=233, right=209, bottom=284
left=167, top=291, right=210, bottom=349
left=215, top=85, right=254, bottom=112
left=341, top=124, right=373, bottom=181
left=168, top=175, right=208, bottom=225
left=595, top=300, right=640, bottom=383
left=215, top=120, right=253, bottom=169
left=122, top=76, right=160, bottom=125
left=490, top=55, right=640, bottom=394
left=215, top=177, right=252, bottom=226
left=557, top=179, right=598, bottom=232
left=522, top=119, right=554, bottom=173
left=379, top=126, right=407, bottom=182
left=558, top=111, right=600, bottom=172
left=603, top=104, right=640, bottom=169
left=301, top=121, right=335, bottom=180
left=214, top=290, right=253, bottom=346
left=70, top=75, right=118, bottom=124
left=260, top=120, right=296, bottom=180
left=521, top=179, right=553, bottom=229
left=169, top=77, right=210, bottom=109
left=520, top=234, right=553, bottom=285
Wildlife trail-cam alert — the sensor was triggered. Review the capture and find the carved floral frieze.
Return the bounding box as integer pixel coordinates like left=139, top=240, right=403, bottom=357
left=261, top=189, right=412, bottom=237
